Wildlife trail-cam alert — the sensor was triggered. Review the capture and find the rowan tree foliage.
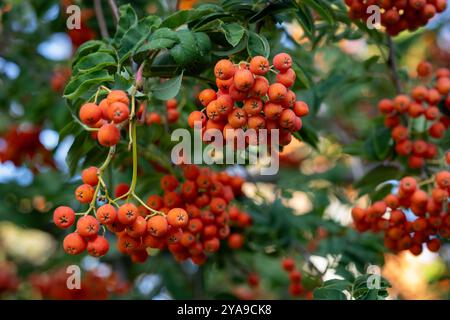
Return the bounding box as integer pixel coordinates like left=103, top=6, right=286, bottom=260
left=0, top=0, right=448, bottom=300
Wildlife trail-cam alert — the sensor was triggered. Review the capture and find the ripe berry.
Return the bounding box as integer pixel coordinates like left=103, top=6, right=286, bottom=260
left=87, top=236, right=109, bottom=257
left=426, top=238, right=441, bottom=252
left=263, top=102, right=283, bottom=120
left=95, top=204, right=117, bottom=224
left=76, top=215, right=100, bottom=237
left=188, top=111, right=206, bottom=128
left=75, top=184, right=95, bottom=204
left=53, top=206, right=75, bottom=229
left=228, top=108, right=247, bottom=129
left=273, top=53, right=292, bottom=71
left=63, top=232, right=87, bottom=255
left=198, top=89, right=217, bottom=107
left=214, top=59, right=235, bottom=80
left=228, top=233, right=244, bottom=249
left=400, top=176, right=417, bottom=194
left=107, top=90, right=129, bottom=105
left=289, top=283, right=303, bottom=297
left=81, top=166, right=99, bottom=186
left=188, top=218, right=203, bottom=234
left=233, top=69, right=254, bottom=91
left=97, top=123, right=120, bottom=147
left=126, top=216, right=147, bottom=238
left=117, top=203, right=138, bottom=225
left=249, top=56, right=270, bottom=75
left=276, top=68, right=296, bottom=87
left=416, top=61, right=432, bottom=77
left=147, top=215, right=168, bottom=237
left=436, top=171, right=450, bottom=189
left=204, top=237, right=220, bottom=252
left=293, top=101, right=309, bottom=117
left=79, top=103, right=101, bottom=126
left=250, top=76, right=269, bottom=97
left=160, top=175, right=179, bottom=192
left=167, top=208, right=189, bottom=228
left=268, top=83, right=287, bottom=102
left=146, top=195, right=163, bottom=210
left=165, top=98, right=177, bottom=110
left=429, top=122, right=445, bottom=138
left=289, top=270, right=302, bottom=283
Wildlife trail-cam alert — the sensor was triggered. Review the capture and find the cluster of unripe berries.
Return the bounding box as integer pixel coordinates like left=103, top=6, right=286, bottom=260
left=188, top=53, right=309, bottom=147
left=345, top=0, right=447, bottom=36
left=145, top=98, right=180, bottom=126
left=78, top=90, right=131, bottom=147
left=142, top=165, right=250, bottom=265
left=281, top=257, right=304, bottom=297
left=378, top=63, right=449, bottom=169
left=53, top=164, right=250, bottom=265
left=29, top=267, right=129, bottom=300
left=352, top=172, right=450, bottom=255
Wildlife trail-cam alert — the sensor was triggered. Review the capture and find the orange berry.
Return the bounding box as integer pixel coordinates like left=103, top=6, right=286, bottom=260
left=147, top=215, right=168, bottom=237
left=273, top=53, right=292, bottom=71
left=117, top=203, right=138, bottom=225
left=95, top=204, right=117, bottom=225
left=87, top=236, right=109, bottom=257
left=276, top=68, right=296, bottom=88
left=268, top=83, right=287, bottom=102
left=167, top=208, right=189, bottom=228
left=126, top=215, right=147, bottom=238
left=107, top=90, right=129, bottom=105
left=249, top=76, right=269, bottom=97
left=249, top=56, right=270, bottom=75
left=436, top=171, right=450, bottom=189
left=416, top=61, right=432, bottom=77
left=75, top=184, right=95, bottom=204
left=107, top=101, right=129, bottom=123
left=97, top=123, right=120, bottom=147
left=63, top=232, right=87, bottom=255
left=76, top=215, right=100, bottom=237
left=53, top=206, right=75, bottom=229
left=233, top=69, right=254, bottom=91
left=165, top=98, right=177, bottom=109
left=79, top=103, right=101, bottom=126
left=198, top=89, right=217, bottom=107
left=214, top=59, right=235, bottom=80
left=81, top=166, right=99, bottom=186
left=228, top=233, right=244, bottom=249
left=263, top=102, right=283, bottom=120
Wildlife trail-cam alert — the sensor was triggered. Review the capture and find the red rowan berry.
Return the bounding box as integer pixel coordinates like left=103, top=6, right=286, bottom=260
left=87, top=236, right=109, bottom=257
left=147, top=215, right=168, bottom=237
left=167, top=109, right=180, bottom=123
left=416, top=61, right=432, bottom=77
left=249, top=76, right=269, bottom=97
left=126, top=216, right=147, bottom=238
left=282, top=257, right=295, bottom=271
left=400, top=176, right=417, bottom=193
left=279, top=109, right=296, bottom=129
left=195, top=193, right=211, bottom=208
left=391, top=125, right=408, bottom=141
left=97, top=123, right=120, bottom=147
left=203, top=224, right=218, bottom=239
left=114, top=183, right=129, bottom=198
left=293, top=101, right=309, bottom=117
left=427, top=88, right=441, bottom=105
left=188, top=218, right=203, bottom=234
left=210, top=197, right=227, bottom=215
left=167, top=208, right=189, bottom=228
left=268, top=83, right=287, bottom=102
left=411, top=86, right=428, bottom=101
left=390, top=210, right=406, bottom=225
left=276, top=68, right=296, bottom=88
left=96, top=204, right=117, bottom=224
left=107, top=90, right=129, bottom=106
left=166, top=228, right=183, bottom=244
left=408, top=102, right=424, bottom=118
left=408, top=155, right=424, bottom=169
left=247, top=115, right=266, bottom=130
left=117, top=234, right=139, bottom=253
left=76, top=215, right=100, bottom=237
left=436, top=171, right=450, bottom=189
left=75, top=184, right=95, bottom=204
left=289, top=270, right=302, bottom=283
left=409, top=243, right=423, bottom=256
left=216, top=77, right=234, bottom=92
left=216, top=94, right=234, bottom=116
left=117, top=203, right=138, bottom=225
left=53, top=206, right=75, bottom=229
left=424, top=106, right=439, bottom=120
left=273, top=53, right=292, bottom=71
left=163, top=191, right=182, bottom=208
left=378, top=99, right=394, bottom=114
left=107, top=102, right=129, bottom=123
left=81, top=166, right=99, bottom=186
left=426, top=238, right=441, bottom=252
left=436, top=77, right=450, bottom=95
left=204, top=237, right=220, bottom=253
left=229, top=84, right=248, bottom=101
left=228, top=108, right=247, bottom=129
left=395, top=140, right=412, bottom=156
left=165, top=98, right=177, bottom=110
left=188, top=111, right=206, bottom=128
left=249, top=56, right=270, bottom=75
left=243, top=98, right=263, bottom=116
left=289, top=283, right=303, bottom=296
left=160, top=175, right=179, bottom=192
left=393, top=95, right=410, bottom=113
left=79, top=103, right=101, bottom=126
left=429, top=122, right=445, bottom=138
left=228, top=233, right=244, bottom=249
left=63, top=232, right=87, bottom=255
left=384, top=194, right=399, bottom=209
left=214, top=59, right=235, bottom=80
left=233, top=69, right=254, bottom=91
left=263, top=102, right=283, bottom=120
left=146, top=195, right=163, bottom=210
left=247, top=273, right=260, bottom=287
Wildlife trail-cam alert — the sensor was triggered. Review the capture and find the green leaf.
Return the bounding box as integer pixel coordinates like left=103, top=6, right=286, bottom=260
left=118, top=15, right=162, bottom=63
left=114, top=4, right=138, bottom=42
left=161, top=8, right=215, bottom=29
left=152, top=71, right=184, bottom=101
left=354, top=164, right=400, bottom=195
left=72, top=40, right=108, bottom=66
left=66, top=132, right=97, bottom=176
left=303, top=0, right=335, bottom=24
left=294, top=4, right=314, bottom=39
left=220, top=22, right=245, bottom=47
left=169, top=30, right=210, bottom=66
left=247, top=31, right=270, bottom=58
left=74, top=52, right=116, bottom=74
left=64, top=70, right=114, bottom=100
left=313, top=288, right=347, bottom=300
left=321, top=279, right=352, bottom=291
left=293, top=122, right=319, bottom=149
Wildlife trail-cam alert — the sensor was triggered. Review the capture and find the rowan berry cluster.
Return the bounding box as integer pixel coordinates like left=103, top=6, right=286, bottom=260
left=78, top=89, right=132, bottom=147
left=352, top=172, right=450, bottom=255
left=29, top=267, right=129, bottom=300
left=53, top=163, right=250, bottom=265
left=345, top=0, right=447, bottom=36
left=145, top=98, right=180, bottom=126
left=0, top=262, right=20, bottom=296
left=378, top=63, right=449, bottom=169
left=188, top=53, right=309, bottom=147
left=142, top=165, right=250, bottom=265
left=282, top=257, right=303, bottom=297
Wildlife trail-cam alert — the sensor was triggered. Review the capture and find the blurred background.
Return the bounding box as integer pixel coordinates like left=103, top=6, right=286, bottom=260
left=0, top=0, right=449, bottom=300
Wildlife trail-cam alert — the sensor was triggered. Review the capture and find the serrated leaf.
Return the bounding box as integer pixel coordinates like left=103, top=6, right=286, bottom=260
left=161, top=8, right=215, bottom=29
left=220, top=22, right=245, bottom=47
left=64, top=70, right=114, bottom=100
left=313, top=288, right=347, bottom=300
left=114, top=4, right=138, bottom=42
left=74, top=52, right=116, bottom=73
left=136, top=28, right=179, bottom=55
left=247, top=31, right=270, bottom=58
left=152, top=71, right=184, bottom=101
left=118, top=15, right=162, bottom=63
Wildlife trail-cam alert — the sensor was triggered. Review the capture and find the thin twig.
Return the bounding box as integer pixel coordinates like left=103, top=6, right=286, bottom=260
left=108, top=0, right=120, bottom=25
left=386, top=36, right=402, bottom=94
left=94, top=0, right=109, bottom=39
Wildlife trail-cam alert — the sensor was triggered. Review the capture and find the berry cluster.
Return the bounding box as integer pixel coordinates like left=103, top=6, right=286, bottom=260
left=378, top=63, right=449, bottom=169
left=142, top=165, right=250, bottom=265
left=0, top=262, right=20, bottom=297
left=188, top=53, right=309, bottom=147
left=352, top=172, right=450, bottom=255
left=29, top=267, right=129, bottom=300
left=282, top=257, right=303, bottom=297
left=146, top=98, right=180, bottom=126
left=53, top=163, right=250, bottom=265
left=345, top=0, right=447, bottom=36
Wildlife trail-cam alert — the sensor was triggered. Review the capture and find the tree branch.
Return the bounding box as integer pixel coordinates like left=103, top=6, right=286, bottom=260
left=94, top=0, right=109, bottom=39
left=386, top=36, right=402, bottom=94
left=108, top=0, right=120, bottom=25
